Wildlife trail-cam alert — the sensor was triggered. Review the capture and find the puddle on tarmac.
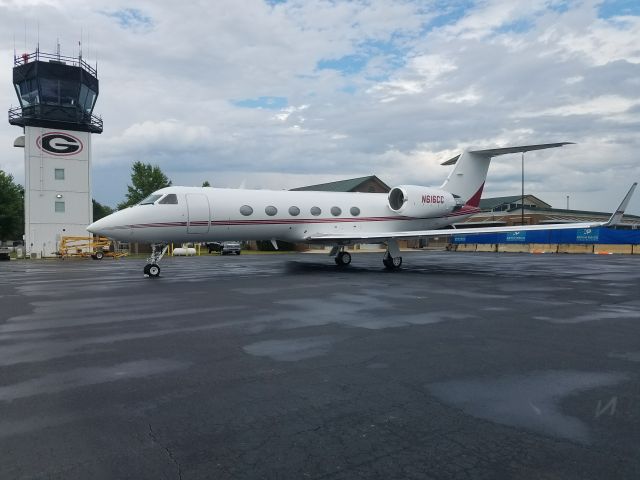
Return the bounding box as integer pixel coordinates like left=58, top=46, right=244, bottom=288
left=243, top=336, right=338, bottom=361
left=427, top=370, right=627, bottom=443
left=608, top=351, right=640, bottom=362
left=0, top=359, right=187, bottom=402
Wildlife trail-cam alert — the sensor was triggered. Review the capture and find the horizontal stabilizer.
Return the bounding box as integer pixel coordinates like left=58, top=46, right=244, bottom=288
left=442, top=142, right=574, bottom=165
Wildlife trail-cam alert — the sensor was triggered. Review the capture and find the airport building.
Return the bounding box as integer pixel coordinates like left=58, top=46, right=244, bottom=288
left=291, top=175, right=390, bottom=194
left=8, top=48, right=102, bottom=258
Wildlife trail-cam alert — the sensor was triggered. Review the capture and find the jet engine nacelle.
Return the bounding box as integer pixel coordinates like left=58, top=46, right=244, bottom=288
left=388, top=185, right=457, bottom=217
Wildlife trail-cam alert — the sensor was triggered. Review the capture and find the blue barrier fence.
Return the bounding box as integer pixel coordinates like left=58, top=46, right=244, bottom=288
left=451, top=227, right=640, bottom=245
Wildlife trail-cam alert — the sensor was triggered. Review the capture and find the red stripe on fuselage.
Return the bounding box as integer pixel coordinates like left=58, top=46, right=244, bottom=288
left=122, top=211, right=477, bottom=230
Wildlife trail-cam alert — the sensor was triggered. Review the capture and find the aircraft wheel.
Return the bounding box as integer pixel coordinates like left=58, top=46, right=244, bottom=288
left=383, top=254, right=402, bottom=269
left=95, top=251, right=104, bottom=260
left=148, top=264, right=161, bottom=277
left=143, top=264, right=151, bottom=275
left=335, top=251, right=352, bottom=266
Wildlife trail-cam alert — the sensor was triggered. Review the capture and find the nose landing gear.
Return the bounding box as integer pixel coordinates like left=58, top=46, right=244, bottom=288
left=144, top=243, right=169, bottom=278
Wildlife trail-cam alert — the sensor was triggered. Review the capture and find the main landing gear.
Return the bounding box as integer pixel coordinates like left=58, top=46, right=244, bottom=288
left=329, top=246, right=352, bottom=266
left=144, top=243, right=169, bottom=278
left=328, top=240, right=403, bottom=270
left=382, top=239, right=402, bottom=270
left=335, top=250, right=352, bottom=266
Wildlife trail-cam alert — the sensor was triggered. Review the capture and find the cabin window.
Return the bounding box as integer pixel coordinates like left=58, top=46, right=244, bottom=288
left=54, top=168, right=65, bottom=180
left=350, top=207, right=360, bottom=216
left=138, top=194, right=162, bottom=205
left=310, top=207, right=321, bottom=216
left=288, top=206, right=300, bottom=216
left=55, top=201, right=65, bottom=213
left=265, top=206, right=278, bottom=216
left=240, top=205, right=253, bottom=216
left=158, top=194, right=178, bottom=204
left=331, top=206, right=342, bottom=216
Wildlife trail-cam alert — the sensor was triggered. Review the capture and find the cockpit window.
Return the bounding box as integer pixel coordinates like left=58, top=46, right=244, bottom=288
left=158, top=194, right=178, bottom=204
left=138, top=194, right=162, bottom=205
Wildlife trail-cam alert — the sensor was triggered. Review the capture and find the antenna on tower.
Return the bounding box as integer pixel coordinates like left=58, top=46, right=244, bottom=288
left=79, top=27, right=83, bottom=61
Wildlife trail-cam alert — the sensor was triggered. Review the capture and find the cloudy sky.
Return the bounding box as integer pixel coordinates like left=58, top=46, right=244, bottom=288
left=1, top=0, right=639, bottom=214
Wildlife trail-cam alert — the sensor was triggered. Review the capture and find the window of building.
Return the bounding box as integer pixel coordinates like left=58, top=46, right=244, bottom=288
left=55, top=201, right=65, bottom=213
left=288, top=206, right=300, bottom=216
left=350, top=206, right=361, bottom=216
left=331, top=206, right=342, bottom=216
left=54, top=168, right=65, bottom=180
left=240, top=205, right=253, bottom=216
left=158, top=194, right=178, bottom=204
left=310, top=207, right=321, bottom=216
left=265, top=206, right=278, bottom=216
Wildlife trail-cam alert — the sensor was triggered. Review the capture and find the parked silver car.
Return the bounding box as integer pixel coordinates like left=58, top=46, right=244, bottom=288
left=220, top=241, right=242, bottom=255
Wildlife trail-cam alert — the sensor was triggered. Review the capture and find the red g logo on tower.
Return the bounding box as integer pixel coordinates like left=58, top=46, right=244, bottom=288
left=36, top=132, right=83, bottom=156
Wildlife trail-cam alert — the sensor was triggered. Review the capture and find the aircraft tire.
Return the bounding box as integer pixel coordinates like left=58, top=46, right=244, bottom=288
left=143, top=264, right=151, bottom=275
left=383, top=255, right=402, bottom=269
left=148, top=265, right=160, bottom=277
left=335, top=251, right=351, bottom=266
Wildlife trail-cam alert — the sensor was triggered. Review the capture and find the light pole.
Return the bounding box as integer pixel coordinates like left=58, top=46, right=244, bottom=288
left=521, top=152, right=525, bottom=225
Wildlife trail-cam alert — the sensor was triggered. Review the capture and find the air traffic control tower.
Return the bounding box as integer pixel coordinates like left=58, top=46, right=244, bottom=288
left=9, top=48, right=102, bottom=257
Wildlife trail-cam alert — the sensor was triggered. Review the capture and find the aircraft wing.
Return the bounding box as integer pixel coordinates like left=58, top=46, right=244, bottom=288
left=306, top=183, right=637, bottom=243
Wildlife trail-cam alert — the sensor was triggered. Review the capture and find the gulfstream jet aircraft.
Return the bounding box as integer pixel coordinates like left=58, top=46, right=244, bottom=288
left=88, top=143, right=637, bottom=277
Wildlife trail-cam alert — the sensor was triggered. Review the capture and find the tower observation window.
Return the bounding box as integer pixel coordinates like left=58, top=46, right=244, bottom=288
left=79, top=84, right=97, bottom=114
left=39, top=78, right=79, bottom=106
left=16, top=79, right=39, bottom=107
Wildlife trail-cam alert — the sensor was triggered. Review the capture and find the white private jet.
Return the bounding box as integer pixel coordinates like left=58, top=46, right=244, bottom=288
left=88, top=143, right=637, bottom=277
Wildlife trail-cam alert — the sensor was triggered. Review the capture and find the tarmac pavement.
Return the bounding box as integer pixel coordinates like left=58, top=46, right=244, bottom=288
left=0, top=251, right=639, bottom=479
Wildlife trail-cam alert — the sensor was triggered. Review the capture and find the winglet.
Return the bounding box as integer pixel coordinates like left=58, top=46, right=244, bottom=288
left=603, top=183, right=637, bottom=227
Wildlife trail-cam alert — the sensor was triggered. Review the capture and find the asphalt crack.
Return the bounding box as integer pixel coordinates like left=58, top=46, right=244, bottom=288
left=148, top=423, right=183, bottom=480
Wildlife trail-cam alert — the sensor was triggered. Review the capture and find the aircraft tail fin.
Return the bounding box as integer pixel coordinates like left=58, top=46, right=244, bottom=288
left=440, top=142, right=574, bottom=208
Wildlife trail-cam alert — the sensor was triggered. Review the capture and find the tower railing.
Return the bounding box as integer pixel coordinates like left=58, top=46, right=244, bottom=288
left=8, top=105, right=103, bottom=132
left=14, top=49, right=97, bottom=77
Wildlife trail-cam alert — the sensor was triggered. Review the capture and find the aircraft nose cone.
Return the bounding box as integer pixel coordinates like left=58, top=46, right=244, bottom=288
left=87, top=217, right=107, bottom=236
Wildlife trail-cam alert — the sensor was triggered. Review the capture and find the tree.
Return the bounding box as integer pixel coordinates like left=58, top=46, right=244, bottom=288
left=117, top=161, right=171, bottom=210
left=0, top=170, right=24, bottom=241
left=92, top=199, right=113, bottom=221
left=202, top=180, right=211, bottom=187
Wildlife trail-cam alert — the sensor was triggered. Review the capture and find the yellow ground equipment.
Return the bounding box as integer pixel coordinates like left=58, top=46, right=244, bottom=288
left=59, top=236, right=127, bottom=260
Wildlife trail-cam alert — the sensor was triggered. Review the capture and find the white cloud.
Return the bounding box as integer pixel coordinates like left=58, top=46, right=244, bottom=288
left=518, top=95, right=640, bottom=117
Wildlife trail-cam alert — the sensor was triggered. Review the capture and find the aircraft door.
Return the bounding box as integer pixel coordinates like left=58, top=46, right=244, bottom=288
left=186, top=194, right=210, bottom=234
